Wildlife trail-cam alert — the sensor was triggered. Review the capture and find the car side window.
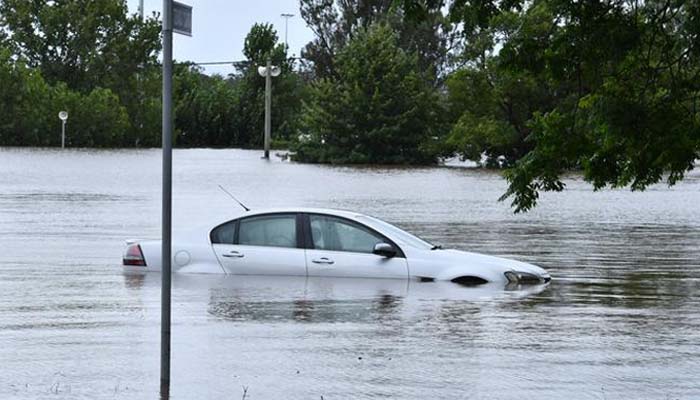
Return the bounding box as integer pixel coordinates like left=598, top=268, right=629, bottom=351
left=309, top=215, right=383, bottom=254
left=238, top=214, right=297, bottom=248
left=210, top=220, right=236, bottom=244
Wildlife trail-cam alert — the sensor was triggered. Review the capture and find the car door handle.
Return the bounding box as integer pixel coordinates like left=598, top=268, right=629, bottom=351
left=222, top=251, right=244, bottom=258
left=312, top=257, right=334, bottom=265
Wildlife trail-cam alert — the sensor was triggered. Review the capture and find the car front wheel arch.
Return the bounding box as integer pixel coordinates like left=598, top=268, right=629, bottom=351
left=451, top=276, right=489, bottom=286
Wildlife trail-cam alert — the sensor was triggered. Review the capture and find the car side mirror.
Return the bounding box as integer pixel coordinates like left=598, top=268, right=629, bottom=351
left=373, top=242, right=397, bottom=258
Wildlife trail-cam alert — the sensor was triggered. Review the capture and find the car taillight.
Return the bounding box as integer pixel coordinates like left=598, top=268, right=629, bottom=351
left=123, top=243, right=147, bottom=266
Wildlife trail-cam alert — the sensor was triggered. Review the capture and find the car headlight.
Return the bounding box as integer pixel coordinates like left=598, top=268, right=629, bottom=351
left=504, top=270, right=545, bottom=284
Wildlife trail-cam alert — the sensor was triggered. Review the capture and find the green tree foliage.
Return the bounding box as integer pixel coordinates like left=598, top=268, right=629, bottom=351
left=0, top=48, right=131, bottom=147
left=294, top=23, right=442, bottom=164
left=443, top=0, right=700, bottom=212
left=0, top=47, right=52, bottom=146
left=52, top=84, right=131, bottom=147
left=0, top=0, right=161, bottom=90
left=0, top=0, right=162, bottom=142
left=174, top=64, right=239, bottom=147
left=171, top=24, right=306, bottom=149
left=443, top=0, right=550, bottom=168
left=0, top=4, right=306, bottom=150
left=300, top=0, right=452, bottom=84
left=234, top=23, right=306, bottom=147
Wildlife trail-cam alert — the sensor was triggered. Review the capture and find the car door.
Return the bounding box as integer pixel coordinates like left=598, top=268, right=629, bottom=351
left=211, top=213, right=307, bottom=276
left=304, top=213, right=409, bottom=279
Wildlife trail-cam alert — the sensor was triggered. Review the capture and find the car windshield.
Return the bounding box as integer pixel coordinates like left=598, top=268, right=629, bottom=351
left=357, top=215, right=435, bottom=250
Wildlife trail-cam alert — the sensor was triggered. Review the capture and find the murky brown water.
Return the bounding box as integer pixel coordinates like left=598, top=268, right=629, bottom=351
left=1, top=147, right=699, bottom=399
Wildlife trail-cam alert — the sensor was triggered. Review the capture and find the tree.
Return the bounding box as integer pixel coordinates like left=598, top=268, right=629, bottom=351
left=174, top=65, right=239, bottom=147
left=234, top=23, right=306, bottom=147
left=443, top=2, right=557, bottom=167
left=0, top=0, right=162, bottom=142
left=294, top=23, right=442, bottom=164
left=50, top=84, right=131, bottom=147
left=0, top=0, right=160, bottom=91
left=441, top=0, right=700, bottom=212
left=299, top=0, right=452, bottom=84
left=0, top=47, right=53, bottom=146
left=0, top=47, right=132, bottom=147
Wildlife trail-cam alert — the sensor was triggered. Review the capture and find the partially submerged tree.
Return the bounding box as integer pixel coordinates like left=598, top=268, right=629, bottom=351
left=234, top=23, right=306, bottom=147
left=0, top=0, right=162, bottom=142
left=294, top=23, right=442, bottom=164
left=0, top=48, right=131, bottom=147
left=174, top=65, right=240, bottom=147
left=441, top=0, right=700, bottom=211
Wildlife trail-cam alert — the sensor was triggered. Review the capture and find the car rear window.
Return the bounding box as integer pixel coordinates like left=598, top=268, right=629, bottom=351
left=210, top=220, right=236, bottom=244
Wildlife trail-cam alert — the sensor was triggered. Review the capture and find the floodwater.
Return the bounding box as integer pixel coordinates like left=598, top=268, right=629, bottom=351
left=1, top=147, right=699, bottom=400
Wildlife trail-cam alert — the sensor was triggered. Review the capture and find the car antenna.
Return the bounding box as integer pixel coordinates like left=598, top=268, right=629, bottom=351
left=218, top=185, right=250, bottom=212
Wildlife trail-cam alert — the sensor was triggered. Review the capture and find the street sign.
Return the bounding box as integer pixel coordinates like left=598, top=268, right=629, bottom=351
left=161, top=1, right=192, bottom=395
left=172, top=1, right=192, bottom=36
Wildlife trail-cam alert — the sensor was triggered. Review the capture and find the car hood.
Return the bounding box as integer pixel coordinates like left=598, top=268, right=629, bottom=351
left=442, top=249, right=547, bottom=273
left=407, top=248, right=549, bottom=281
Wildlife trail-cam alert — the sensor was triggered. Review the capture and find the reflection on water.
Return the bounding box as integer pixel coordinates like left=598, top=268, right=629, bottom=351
left=1, top=148, right=699, bottom=399
left=201, top=276, right=548, bottom=324
left=208, top=296, right=405, bottom=323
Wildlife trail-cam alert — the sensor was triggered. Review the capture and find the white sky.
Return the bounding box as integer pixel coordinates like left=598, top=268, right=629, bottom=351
left=126, top=0, right=315, bottom=75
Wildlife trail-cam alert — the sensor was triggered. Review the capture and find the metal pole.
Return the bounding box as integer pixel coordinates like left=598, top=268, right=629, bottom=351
left=160, top=0, right=173, bottom=397
left=137, top=0, right=145, bottom=139
left=263, top=58, right=271, bottom=159
left=281, top=14, right=293, bottom=52
left=61, top=121, right=65, bottom=149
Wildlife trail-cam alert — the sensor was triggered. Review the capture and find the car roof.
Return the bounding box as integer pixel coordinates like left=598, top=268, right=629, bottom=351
left=188, top=207, right=374, bottom=235
left=233, top=207, right=370, bottom=221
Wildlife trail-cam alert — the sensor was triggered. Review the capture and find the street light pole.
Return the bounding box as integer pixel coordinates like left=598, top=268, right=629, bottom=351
left=258, top=61, right=280, bottom=159
left=58, top=111, right=68, bottom=148
left=281, top=13, right=294, bottom=51
left=264, top=58, right=272, bottom=159
left=160, top=0, right=173, bottom=395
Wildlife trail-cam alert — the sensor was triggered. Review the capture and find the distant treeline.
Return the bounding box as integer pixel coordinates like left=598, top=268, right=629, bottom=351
left=1, top=0, right=698, bottom=211
left=0, top=1, right=304, bottom=149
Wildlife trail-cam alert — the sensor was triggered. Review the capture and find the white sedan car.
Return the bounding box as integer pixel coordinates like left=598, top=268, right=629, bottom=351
left=123, top=208, right=550, bottom=285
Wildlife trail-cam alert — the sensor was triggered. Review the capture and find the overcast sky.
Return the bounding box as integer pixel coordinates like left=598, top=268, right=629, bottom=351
left=126, top=0, right=315, bottom=75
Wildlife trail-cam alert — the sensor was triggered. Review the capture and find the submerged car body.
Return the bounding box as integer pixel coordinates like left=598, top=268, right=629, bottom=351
left=123, top=208, right=550, bottom=285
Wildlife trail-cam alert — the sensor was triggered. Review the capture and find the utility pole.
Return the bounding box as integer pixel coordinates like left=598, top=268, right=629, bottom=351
left=264, top=58, right=272, bottom=159
left=139, top=0, right=144, bottom=20
left=281, top=13, right=294, bottom=51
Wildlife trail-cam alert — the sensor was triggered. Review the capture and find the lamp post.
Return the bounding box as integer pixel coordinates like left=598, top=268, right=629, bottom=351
left=58, top=111, right=68, bottom=148
left=257, top=59, right=281, bottom=159
left=280, top=13, right=294, bottom=51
